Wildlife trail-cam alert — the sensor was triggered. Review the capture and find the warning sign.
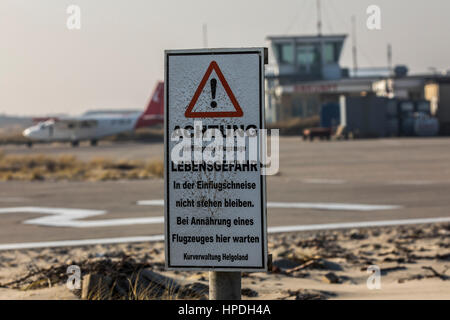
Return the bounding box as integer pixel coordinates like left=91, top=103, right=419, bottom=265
left=164, top=48, right=267, bottom=271
left=185, top=61, right=243, bottom=118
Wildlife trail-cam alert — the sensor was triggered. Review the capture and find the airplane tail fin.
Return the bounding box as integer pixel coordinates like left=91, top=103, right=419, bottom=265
left=135, top=81, right=164, bottom=129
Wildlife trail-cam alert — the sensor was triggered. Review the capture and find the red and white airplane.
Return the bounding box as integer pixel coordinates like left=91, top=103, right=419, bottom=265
left=23, top=82, right=164, bottom=147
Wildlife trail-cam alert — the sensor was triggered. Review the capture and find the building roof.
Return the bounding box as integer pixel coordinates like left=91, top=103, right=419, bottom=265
left=266, top=34, right=347, bottom=43
left=399, top=74, right=450, bottom=84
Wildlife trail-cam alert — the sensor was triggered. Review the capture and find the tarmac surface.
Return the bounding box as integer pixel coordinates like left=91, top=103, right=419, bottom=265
left=1, top=137, right=450, bottom=248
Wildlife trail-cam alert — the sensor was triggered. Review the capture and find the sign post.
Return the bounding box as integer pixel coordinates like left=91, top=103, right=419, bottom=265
left=164, top=48, right=267, bottom=300
left=209, top=271, right=241, bottom=300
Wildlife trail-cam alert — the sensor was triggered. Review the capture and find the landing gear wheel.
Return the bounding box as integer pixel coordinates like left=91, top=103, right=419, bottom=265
left=90, top=140, right=98, bottom=147
left=71, top=141, right=79, bottom=147
left=26, top=141, right=33, bottom=148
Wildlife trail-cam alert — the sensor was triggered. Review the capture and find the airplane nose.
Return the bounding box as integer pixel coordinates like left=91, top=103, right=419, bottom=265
left=23, top=128, right=31, bottom=137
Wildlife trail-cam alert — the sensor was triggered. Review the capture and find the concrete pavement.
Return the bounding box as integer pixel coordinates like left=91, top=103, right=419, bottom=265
left=1, top=137, right=450, bottom=248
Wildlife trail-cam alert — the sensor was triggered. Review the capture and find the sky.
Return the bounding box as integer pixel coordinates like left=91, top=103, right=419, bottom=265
left=1, top=0, right=450, bottom=115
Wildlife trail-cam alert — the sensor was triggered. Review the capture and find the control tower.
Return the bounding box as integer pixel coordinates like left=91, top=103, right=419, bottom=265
left=267, top=34, right=347, bottom=84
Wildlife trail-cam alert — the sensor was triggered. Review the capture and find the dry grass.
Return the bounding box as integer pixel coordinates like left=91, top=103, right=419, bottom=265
left=1, top=254, right=207, bottom=300
left=86, top=273, right=207, bottom=300
left=0, top=151, right=163, bottom=181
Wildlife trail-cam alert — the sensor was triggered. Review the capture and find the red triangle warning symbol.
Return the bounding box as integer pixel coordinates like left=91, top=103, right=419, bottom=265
left=185, top=61, right=243, bottom=118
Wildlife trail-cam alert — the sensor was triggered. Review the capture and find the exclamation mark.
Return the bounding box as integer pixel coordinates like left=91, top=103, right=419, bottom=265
left=210, top=78, right=217, bottom=108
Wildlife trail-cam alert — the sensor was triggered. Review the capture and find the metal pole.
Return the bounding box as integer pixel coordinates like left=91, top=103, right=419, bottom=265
left=316, top=0, right=322, bottom=36
left=351, top=15, right=358, bottom=77
left=202, top=23, right=208, bottom=48
left=209, top=272, right=241, bottom=300
left=387, top=43, right=392, bottom=76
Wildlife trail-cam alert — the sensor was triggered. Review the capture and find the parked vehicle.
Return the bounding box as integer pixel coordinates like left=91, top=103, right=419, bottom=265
left=302, top=127, right=332, bottom=141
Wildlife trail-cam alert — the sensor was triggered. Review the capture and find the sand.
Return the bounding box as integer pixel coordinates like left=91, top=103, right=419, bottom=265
left=0, top=223, right=448, bottom=300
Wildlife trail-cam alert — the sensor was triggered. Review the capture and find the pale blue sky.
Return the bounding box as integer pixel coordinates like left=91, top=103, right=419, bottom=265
left=1, top=0, right=450, bottom=115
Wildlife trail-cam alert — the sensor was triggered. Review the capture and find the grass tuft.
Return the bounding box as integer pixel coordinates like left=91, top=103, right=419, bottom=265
left=0, top=152, right=163, bottom=181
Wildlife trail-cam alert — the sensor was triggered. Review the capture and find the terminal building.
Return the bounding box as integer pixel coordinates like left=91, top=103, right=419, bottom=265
left=265, top=33, right=377, bottom=123
left=265, top=33, right=450, bottom=135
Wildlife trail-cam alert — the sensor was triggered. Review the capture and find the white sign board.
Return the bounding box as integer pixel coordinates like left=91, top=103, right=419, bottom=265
left=164, top=48, right=267, bottom=271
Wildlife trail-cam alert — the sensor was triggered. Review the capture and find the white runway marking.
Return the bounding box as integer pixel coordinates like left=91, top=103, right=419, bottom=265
left=137, top=200, right=401, bottom=211
left=302, top=178, right=347, bottom=185
left=267, top=217, right=450, bottom=233
left=0, top=235, right=165, bottom=251
left=137, top=200, right=164, bottom=206
left=0, top=217, right=448, bottom=251
left=266, top=202, right=400, bottom=211
left=0, top=200, right=401, bottom=229
left=0, top=207, right=164, bottom=228
left=388, top=180, right=435, bottom=186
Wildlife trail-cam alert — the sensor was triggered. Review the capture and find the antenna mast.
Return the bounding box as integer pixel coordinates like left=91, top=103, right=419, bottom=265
left=202, top=23, right=208, bottom=48
left=351, top=15, right=358, bottom=77
left=316, top=0, right=322, bottom=36
left=387, top=43, right=392, bottom=76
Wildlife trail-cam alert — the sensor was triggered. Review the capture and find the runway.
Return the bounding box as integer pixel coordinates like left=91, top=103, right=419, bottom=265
left=1, top=137, right=450, bottom=249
